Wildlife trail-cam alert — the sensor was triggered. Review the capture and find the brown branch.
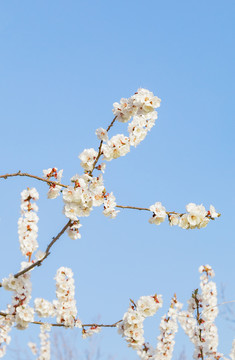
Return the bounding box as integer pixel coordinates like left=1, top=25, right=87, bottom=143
left=106, top=116, right=117, bottom=133
left=193, top=289, right=204, bottom=360
left=0, top=220, right=72, bottom=287
left=0, top=171, right=68, bottom=188
left=116, top=204, right=185, bottom=216
left=89, top=116, right=117, bottom=176
left=34, top=319, right=122, bottom=328
left=0, top=311, right=122, bottom=328
left=116, top=205, right=150, bottom=211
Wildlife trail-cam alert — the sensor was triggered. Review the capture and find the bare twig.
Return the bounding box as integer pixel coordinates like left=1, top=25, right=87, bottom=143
left=0, top=171, right=68, bottom=188
left=116, top=205, right=150, bottom=211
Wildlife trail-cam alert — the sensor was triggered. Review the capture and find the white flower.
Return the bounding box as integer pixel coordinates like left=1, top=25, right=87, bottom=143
left=35, top=250, right=46, bottom=261
left=102, top=134, right=130, bottom=161
left=169, top=214, right=179, bottom=226
left=21, top=188, right=39, bottom=201
left=28, top=342, right=38, bottom=355
left=82, top=326, right=101, bottom=339
left=55, top=267, right=77, bottom=327
left=131, top=88, right=161, bottom=114
left=179, top=214, right=190, bottom=229
left=18, top=188, right=39, bottom=257
left=95, top=128, right=108, bottom=142
left=97, top=162, right=106, bottom=173
left=43, top=167, right=63, bottom=181
left=15, top=306, right=34, bottom=329
left=136, top=295, right=163, bottom=318
left=112, top=97, right=136, bottom=123
left=78, top=148, right=98, bottom=171
left=149, top=202, right=167, bottom=225
left=128, top=112, right=157, bottom=147
left=103, top=192, right=119, bottom=219
left=67, top=221, right=82, bottom=240
left=209, top=205, right=220, bottom=218
left=34, top=298, right=56, bottom=318
left=2, top=274, right=18, bottom=291
left=185, top=203, right=209, bottom=229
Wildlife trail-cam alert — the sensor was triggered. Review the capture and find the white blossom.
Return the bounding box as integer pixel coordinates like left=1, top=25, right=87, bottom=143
left=28, top=342, right=38, bottom=355
left=102, top=134, right=130, bottom=161
left=131, top=88, right=161, bottom=113
left=38, top=324, right=51, bottom=360
left=67, top=221, right=82, bottom=240
left=154, top=294, right=182, bottom=360
left=103, top=192, right=119, bottom=219
left=118, top=294, right=163, bottom=352
left=43, top=168, right=63, bottom=199
left=112, top=97, right=136, bottom=123
left=18, top=188, right=39, bottom=258
left=54, top=267, right=77, bottom=327
left=34, top=298, right=56, bottom=318
left=95, top=127, right=108, bottom=142
left=209, top=205, right=220, bottom=218
left=149, top=202, right=167, bottom=225
left=82, top=326, right=101, bottom=339
left=78, top=148, right=98, bottom=171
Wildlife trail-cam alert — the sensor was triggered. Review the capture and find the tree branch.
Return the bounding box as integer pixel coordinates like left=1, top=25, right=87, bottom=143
left=0, top=220, right=72, bottom=287
left=89, top=116, right=117, bottom=175
left=0, top=171, right=68, bottom=188
left=0, top=311, right=122, bottom=328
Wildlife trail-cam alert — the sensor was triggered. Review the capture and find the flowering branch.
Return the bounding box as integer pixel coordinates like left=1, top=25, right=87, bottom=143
left=88, top=115, right=117, bottom=175
left=0, top=310, right=122, bottom=328
left=193, top=289, right=205, bottom=360
left=0, top=171, right=68, bottom=188
left=0, top=89, right=225, bottom=359
left=0, top=220, right=71, bottom=287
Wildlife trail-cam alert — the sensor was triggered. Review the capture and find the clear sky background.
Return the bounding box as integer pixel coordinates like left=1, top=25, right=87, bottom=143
left=0, top=1, right=234, bottom=359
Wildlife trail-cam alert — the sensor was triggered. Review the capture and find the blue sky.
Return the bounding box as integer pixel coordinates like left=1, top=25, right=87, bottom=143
left=0, top=1, right=234, bottom=359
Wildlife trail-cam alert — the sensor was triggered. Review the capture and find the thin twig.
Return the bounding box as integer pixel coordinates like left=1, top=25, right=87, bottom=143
left=116, top=205, right=150, bottom=211
left=0, top=220, right=71, bottom=286
left=116, top=204, right=185, bottom=216
left=0, top=171, right=68, bottom=188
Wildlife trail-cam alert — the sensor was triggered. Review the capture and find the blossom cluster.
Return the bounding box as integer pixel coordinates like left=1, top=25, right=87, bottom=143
left=43, top=167, right=63, bottom=199
left=82, top=325, right=101, bottom=339
left=103, top=192, right=119, bottom=219
left=35, top=267, right=82, bottom=329
left=117, top=295, right=163, bottom=351
left=0, top=88, right=226, bottom=360
left=62, top=174, right=105, bottom=231
left=2, top=262, right=34, bottom=330
left=78, top=89, right=161, bottom=173
left=63, top=173, right=120, bottom=237
left=18, top=188, right=39, bottom=258
left=0, top=312, right=14, bottom=358
left=149, top=202, right=220, bottom=230
left=153, top=294, right=182, bottom=360
left=28, top=323, right=51, bottom=360
left=178, top=265, right=222, bottom=359
left=113, top=88, right=161, bottom=148
left=54, top=267, right=78, bottom=327
left=34, top=298, right=56, bottom=319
